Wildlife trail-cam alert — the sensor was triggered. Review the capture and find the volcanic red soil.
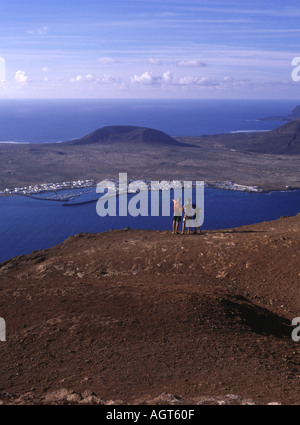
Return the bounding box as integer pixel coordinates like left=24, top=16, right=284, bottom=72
left=0, top=214, right=299, bottom=405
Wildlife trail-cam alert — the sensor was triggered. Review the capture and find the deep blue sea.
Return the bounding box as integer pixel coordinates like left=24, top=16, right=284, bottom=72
left=0, top=99, right=299, bottom=262
left=0, top=98, right=296, bottom=142
left=1, top=187, right=300, bottom=263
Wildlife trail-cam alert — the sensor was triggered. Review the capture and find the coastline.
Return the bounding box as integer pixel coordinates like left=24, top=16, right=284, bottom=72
left=1, top=125, right=300, bottom=195
left=0, top=179, right=265, bottom=199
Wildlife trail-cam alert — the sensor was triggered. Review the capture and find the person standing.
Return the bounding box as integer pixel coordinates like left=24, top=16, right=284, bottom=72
left=191, top=203, right=202, bottom=234
left=172, top=197, right=182, bottom=234
left=181, top=197, right=193, bottom=234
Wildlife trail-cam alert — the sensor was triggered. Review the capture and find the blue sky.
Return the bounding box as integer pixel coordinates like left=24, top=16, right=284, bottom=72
left=1, top=0, right=300, bottom=98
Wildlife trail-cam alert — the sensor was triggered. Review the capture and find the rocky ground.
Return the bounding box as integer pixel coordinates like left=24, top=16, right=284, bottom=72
left=1, top=129, right=300, bottom=192
left=0, top=214, right=299, bottom=405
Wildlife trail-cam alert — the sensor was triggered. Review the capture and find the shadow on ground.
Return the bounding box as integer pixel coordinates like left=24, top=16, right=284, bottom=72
left=222, top=295, right=291, bottom=339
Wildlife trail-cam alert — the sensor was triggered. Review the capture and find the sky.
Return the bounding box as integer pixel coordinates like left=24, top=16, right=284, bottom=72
left=0, top=0, right=300, bottom=99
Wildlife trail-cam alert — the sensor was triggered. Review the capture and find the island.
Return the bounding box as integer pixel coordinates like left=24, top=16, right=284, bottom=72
left=1, top=121, right=300, bottom=194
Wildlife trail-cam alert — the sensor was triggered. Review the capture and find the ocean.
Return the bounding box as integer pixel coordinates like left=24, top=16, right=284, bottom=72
left=0, top=98, right=299, bottom=262
left=1, top=187, right=300, bottom=263
left=0, top=98, right=296, bottom=143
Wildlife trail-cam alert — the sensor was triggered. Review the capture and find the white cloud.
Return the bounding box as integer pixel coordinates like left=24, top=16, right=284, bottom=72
left=70, top=74, right=96, bottom=83
left=177, top=76, right=200, bottom=85
left=14, top=70, right=28, bottom=84
left=197, top=77, right=219, bottom=87
left=70, top=75, right=83, bottom=83
left=221, top=75, right=252, bottom=88
left=131, top=71, right=160, bottom=85
left=98, top=57, right=119, bottom=64
left=176, top=76, right=219, bottom=87
left=131, top=70, right=220, bottom=90
left=42, top=67, right=49, bottom=72
left=71, top=74, right=96, bottom=83
left=84, top=74, right=95, bottom=82
left=131, top=71, right=173, bottom=85
left=70, top=73, right=118, bottom=85
left=95, top=74, right=118, bottom=84
left=177, top=59, right=207, bottom=67
left=27, top=26, right=49, bottom=35
left=162, top=70, right=173, bottom=83
left=38, top=26, right=49, bottom=35
left=147, top=58, right=162, bottom=65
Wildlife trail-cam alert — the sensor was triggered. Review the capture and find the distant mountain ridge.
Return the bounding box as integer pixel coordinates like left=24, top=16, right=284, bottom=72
left=246, top=119, right=300, bottom=154
left=67, top=122, right=300, bottom=154
left=70, top=125, right=187, bottom=147
left=290, top=105, right=300, bottom=119
left=260, top=104, right=300, bottom=121
left=216, top=119, right=300, bottom=154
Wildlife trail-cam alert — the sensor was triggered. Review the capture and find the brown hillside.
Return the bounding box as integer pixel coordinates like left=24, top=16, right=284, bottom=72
left=0, top=215, right=299, bottom=405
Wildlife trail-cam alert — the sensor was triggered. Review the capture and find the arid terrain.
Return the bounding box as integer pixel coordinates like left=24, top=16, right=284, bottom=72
left=1, top=123, right=300, bottom=192
left=0, top=214, right=299, bottom=405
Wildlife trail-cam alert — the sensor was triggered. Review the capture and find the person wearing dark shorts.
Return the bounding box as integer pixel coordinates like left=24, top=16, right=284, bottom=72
left=172, top=198, right=182, bottom=234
